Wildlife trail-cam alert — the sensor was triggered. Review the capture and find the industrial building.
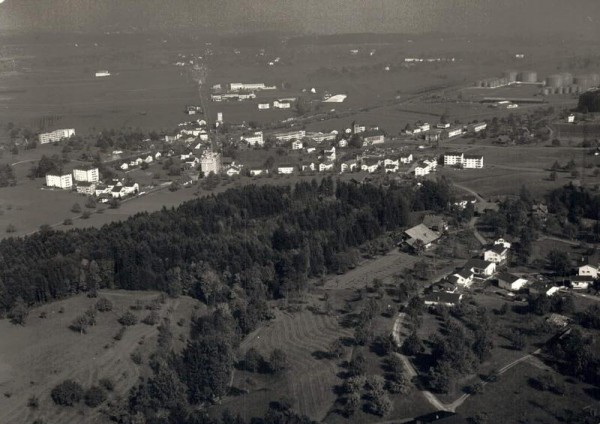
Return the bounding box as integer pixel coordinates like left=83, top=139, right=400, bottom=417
left=39, top=129, right=75, bottom=144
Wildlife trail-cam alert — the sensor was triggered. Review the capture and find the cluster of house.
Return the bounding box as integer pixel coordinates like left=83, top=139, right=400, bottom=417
left=257, top=98, right=296, bottom=110
left=45, top=166, right=140, bottom=201
left=120, top=152, right=162, bottom=171
left=164, top=119, right=211, bottom=145
left=423, top=238, right=514, bottom=306
left=443, top=152, right=484, bottom=169
left=403, top=121, right=487, bottom=143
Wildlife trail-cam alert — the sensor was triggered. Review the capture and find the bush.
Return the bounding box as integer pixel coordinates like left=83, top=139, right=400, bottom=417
left=114, top=326, right=126, bottom=341
left=51, top=380, right=84, bottom=406
left=142, top=311, right=160, bottom=326
left=130, top=350, right=143, bottom=365
left=268, top=349, right=288, bottom=374
left=84, top=386, right=106, bottom=408
left=71, top=203, right=82, bottom=213
left=241, top=348, right=265, bottom=372
left=99, top=378, right=115, bottom=392
left=118, top=311, right=138, bottom=326
left=95, top=297, right=113, bottom=312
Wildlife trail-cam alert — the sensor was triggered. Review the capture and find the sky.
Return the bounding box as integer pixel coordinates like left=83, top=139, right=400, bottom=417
left=1, top=0, right=600, bottom=38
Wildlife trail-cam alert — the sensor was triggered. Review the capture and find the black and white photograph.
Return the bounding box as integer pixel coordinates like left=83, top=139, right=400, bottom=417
left=0, top=1, right=599, bottom=423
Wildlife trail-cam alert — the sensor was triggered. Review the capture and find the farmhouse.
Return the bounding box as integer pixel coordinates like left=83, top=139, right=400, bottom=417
left=464, top=259, right=496, bottom=277
left=278, top=164, right=295, bottom=174
left=404, top=223, right=440, bottom=250
left=45, top=173, right=73, bottom=189
left=497, top=272, right=528, bottom=291
left=72, top=166, right=99, bottom=183
left=484, top=244, right=509, bottom=264
left=39, top=128, right=75, bottom=144
left=423, top=292, right=463, bottom=307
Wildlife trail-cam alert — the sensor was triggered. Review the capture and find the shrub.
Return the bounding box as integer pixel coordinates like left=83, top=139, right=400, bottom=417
left=84, top=386, right=106, bottom=408
left=142, top=311, right=160, bottom=326
left=268, top=349, right=288, bottom=374
left=95, top=297, right=113, bottom=312
left=51, top=380, right=84, bottom=406
left=71, top=203, right=82, bottom=213
left=114, top=326, right=126, bottom=341
left=118, top=311, right=138, bottom=326
left=99, top=378, right=115, bottom=392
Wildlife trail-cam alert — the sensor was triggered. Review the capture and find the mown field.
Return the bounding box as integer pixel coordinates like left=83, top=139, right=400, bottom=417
left=0, top=290, right=200, bottom=424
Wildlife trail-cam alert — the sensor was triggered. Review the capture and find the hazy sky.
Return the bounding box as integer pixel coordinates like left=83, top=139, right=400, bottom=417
left=1, top=0, right=600, bottom=38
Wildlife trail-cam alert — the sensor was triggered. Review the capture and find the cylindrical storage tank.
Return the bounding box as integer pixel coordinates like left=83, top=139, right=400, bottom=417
left=575, top=75, right=592, bottom=89
left=519, top=70, right=538, bottom=83
left=560, top=72, right=573, bottom=85
left=504, top=70, right=518, bottom=82
left=545, top=74, right=563, bottom=88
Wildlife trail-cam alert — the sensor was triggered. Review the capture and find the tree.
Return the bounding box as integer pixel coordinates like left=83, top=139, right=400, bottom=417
left=95, top=297, right=113, bottom=312
left=84, top=386, right=106, bottom=408
left=71, top=203, right=82, bottom=214
left=71, top=314, right=91, bottom=334
left=328, top=339, right=344, bottom=359
left=348, top=352, right=367, bottom=377
left=269, top=349, right=288, bottom=374
left=547, top=250, right=571, bottom=276
left=367, top=390, right=392, bottom=416
left=118, top=311, right=138, bottom=326
left=142, top=311, right=160, bottom=325
left=109, top=197, right=120, bottom=209
left=343, top=392, right=361, bottom=417
left=402, top=331, right=425, bottom=356
left=51, top=380, right=84, bottom=406
left=8, top=297, right=28, bottom=325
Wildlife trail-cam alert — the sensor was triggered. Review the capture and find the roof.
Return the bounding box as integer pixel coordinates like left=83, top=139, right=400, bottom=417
left=362, top=130, right=384, bottom=138
left=455, top=269, right=473, bottom=279
left=77, top=182, right=96, bottom=187
left=111, top=186, right=122, bottom=192
left=423, top=292, right=462, bottom=304
left=444, top=151, right=463, bottom=157
left=363, top=158, right=381, bottom=166
left=580, top=253, right=600, bottom=267
left=464, top=154, right=483, bottom=160
left=278, top=164, right=295, bottom=168
left=497, top=272, right=521, bottom=283
left=571, top=275, right=596, bottom=282
left=465, top=259, right=494, bottom=270
left=405, top=224, right=440, bottom=245
left=488, top=244, right=508, bottom=254
left=423, top=215, right=446, bottom=228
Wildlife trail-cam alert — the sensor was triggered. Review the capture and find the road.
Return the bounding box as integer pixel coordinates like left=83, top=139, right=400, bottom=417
left=391, top=313, right=550, bottom=413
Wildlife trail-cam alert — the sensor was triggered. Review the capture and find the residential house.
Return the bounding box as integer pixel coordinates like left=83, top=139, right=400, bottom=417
left=444, top=152, right=464, bottom=166
left=225, top=163, right=243, bottom=176
left=385, top=163, right=399, bottom=173
left=154, top=152, right=162, bottom=160
left=120, top=163, right=129, bottom=171
left=144, top=155, right=154, bottom=164
left=437, top=122, right=451, bottom=129
left=414, top=161, right=431, bottom=177
left=291, top=140, right=304, bottom=150
left=277, top=164, right=295, bottom=174
left=76, top=182, right=96, bottom=196
left=453, top=195, right=477, bottom=210
left=384, top=158, right=400, bottom=167
left=463, top=154, right=484, bottom=169
left=338, top=138, right=348, bottom=148
left=494, top=238, right=512, bottom=249
left=200, top=151, right=222, bottom=175
left=323, top=146, right=336, bottom=161
left=319, top=162, right=335, bottom=172
left=451, top=269, right=475, bottom=287
left=301, top=161, right=316, bottom=172
left=340, top=160, right=358, bottom=173
left=431, top=279, right=458, bottom=293
left=73, top=167, right=99, bottom=183
left=400, top=154, right=413, bottom=164
left=242, top=131, right=264, bottom=147
left=249, top=168, right=268, bottom=176
left=426, top=130, right=443, bottom=142
left=571, top=275, right=595, bottom=290
left=361, top=158, right=381, bottom=173
left=497, top=272, right=528, bottom=291
left=423, top=292, right=463, bottom=307
left=404, top=223, right=441, bottom=250
left=578, top=256, right=598, bottom=278
left=46, top=174, right=73, bottom=189
left=484, top=244, right=509, bottom=264
left=464, top=259, right=496, bottom=277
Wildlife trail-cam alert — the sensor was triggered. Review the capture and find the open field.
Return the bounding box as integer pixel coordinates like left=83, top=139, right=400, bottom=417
left=0, top=290, right=200, bottom=424
left=457, top=361, right=600, bottom=423
left=215, top=308, right=353, bottom=421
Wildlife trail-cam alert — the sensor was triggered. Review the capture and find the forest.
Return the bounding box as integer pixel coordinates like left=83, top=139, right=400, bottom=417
left=0, top=177, right=452, bottom=323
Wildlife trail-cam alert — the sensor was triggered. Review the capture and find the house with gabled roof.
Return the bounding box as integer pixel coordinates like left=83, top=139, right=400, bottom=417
left=450, top=269, right=474, bottom=287
left=464, top=259, right=496, bottom=277
left=404, top=223, right=441, bottom=250
left=497, top=272, right=528, bottom=291
left=484, top=244, right=509, bottom=264
left=424, top=292, right=463, bottom=307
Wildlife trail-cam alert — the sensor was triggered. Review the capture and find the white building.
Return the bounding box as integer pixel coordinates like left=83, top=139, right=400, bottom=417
left=362, top=131, right=385, bottom=146
left=277, top=165, right=295, bottom=174
left=76, top=182, right=97, bottom=196
left=258, top=103, right=270, bottom=110
left=249, top=169, right=268, bottom=176
left=445, top=128, right=463, bottom=139
left=273, top=100, right=291, bottom=109
left=46, top=173, right=73, bottom=189
left=242, top=131, right=264, bottom=147
left=340, top=160, right=358, bottom=173
left=323, top=146, right=336, bottom=161
left=95, top=70, right=110, bottom=77
left=273, top=130, right=306, bottom=142
left=72, top=167, right=99, bottom=183
left=200, top=151, right=222, bottom=175
left=463, top=155, right=484, bottom=169
left=497, top=273, right=528, bottom=291
left=400, top=154, right=413, bottom=164
left=39, top=129, right=75, bottom=144
left=319, top=162, right=335, bottom=172
left=567, top=114, right=575, bottom=123
left=444, top=152, right=464, bottom=166
left=414, top=161, right=431, bottom=177
left=361, top=158, right=381, bottom=173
